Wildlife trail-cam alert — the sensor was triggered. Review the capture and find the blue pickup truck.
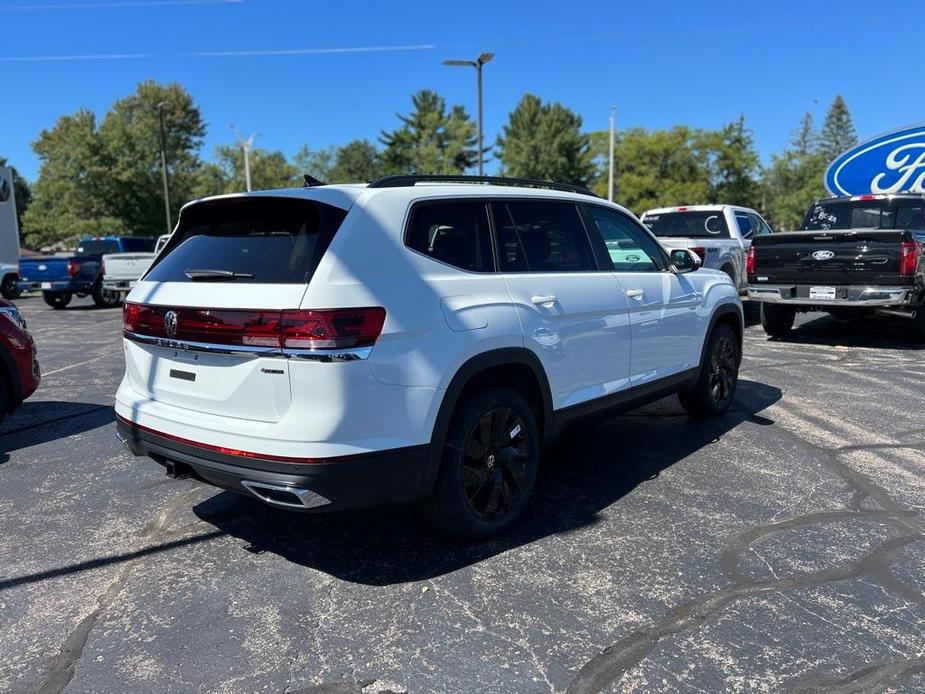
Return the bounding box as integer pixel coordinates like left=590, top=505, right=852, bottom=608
left=19, top=236, right=155, bottom=309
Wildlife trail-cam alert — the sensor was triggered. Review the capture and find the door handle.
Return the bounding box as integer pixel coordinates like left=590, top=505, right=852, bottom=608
left=626, top=289, right=645, bottom=300
left=531, top=295, right=558, bottom=308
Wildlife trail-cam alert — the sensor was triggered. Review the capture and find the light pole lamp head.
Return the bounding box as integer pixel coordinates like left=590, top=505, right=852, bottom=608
left=442, top=59, right=476, bottom=68
left=477, top=52, right=494, bottom=65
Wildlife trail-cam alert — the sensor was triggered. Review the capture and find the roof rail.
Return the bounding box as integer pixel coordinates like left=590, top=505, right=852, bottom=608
left=367, top=174, right=598, bottom=198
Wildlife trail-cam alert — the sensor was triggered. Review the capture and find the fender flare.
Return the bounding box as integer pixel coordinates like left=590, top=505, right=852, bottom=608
left=700, top=302, right=744, bottom=366
left=420, top=347, right=554, bottom=496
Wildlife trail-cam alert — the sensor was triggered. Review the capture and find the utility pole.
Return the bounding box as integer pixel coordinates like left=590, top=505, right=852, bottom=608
left=155, top=102, right=172, bottom=234
left=608, top=105, right=616, bottom=202
left=443, top=52, right=494, bottom=176
left=231, top=125, right=258, bottom=192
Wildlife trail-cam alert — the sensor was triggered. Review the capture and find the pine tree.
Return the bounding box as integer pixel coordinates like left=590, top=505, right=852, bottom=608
left=379, top=90, right=477, bottom=175
left=819, top=95, right=857, bottom=160
left=496, top=94, right=595, bottom=186
left=711, top=115, right=761, bottom=208
left=329, top=139, right=382, bottom=183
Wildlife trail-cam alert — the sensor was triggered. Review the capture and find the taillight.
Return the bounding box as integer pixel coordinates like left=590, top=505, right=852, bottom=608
left=900, top=240, right=920, bottom=276
left=123, top=303, right=386, bottom=350
left=690, top=246, right=706, bottom=263
left=746, top=246, right=756, bottom=275
left=67, top=260, right=81, bottom=277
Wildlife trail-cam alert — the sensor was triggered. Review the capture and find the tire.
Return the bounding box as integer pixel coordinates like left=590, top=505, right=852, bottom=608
left=679, top=323, right=740, bottom=418
left=423, top=386, right=540, bottom=539
left=903, top=308, right=925, bottom=343
left=43, top=291, right=72, bottom=309
left=1, top=274, right=20, bottom=300
left=92, top=285, right=121, bottom=308
left=760, top=303, right=795, bottom=337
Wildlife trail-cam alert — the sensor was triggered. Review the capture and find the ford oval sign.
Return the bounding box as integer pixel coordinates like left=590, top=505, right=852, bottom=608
left=825, top=123, right=925, bottom=197
left=811, top=250, right=835, bottom=261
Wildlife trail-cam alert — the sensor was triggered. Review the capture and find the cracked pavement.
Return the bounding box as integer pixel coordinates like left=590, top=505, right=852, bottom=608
left=0, top=296, right=923, bottom=693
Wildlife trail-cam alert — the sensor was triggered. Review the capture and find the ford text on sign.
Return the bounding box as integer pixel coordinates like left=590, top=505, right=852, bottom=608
left=825, top=124, right=925, bottom=197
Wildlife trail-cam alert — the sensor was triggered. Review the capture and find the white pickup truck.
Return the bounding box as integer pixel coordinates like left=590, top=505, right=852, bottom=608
left=101, top=234, right=169, bottom=295
left=640, top=205, right=774, bottom=291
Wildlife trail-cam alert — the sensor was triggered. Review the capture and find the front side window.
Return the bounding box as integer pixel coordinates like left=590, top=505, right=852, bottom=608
left=405, top=201, right=493, bottom=272
left=492, top=201, right=595, bottom=273
left=585, top=206, right=664, bottom=272
left=145, top=197, right=346, bottom=284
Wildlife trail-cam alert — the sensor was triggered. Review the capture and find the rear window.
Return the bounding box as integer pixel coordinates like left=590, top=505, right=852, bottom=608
left=145, top=197, right=346, bottom=284
left=802, top=199, right=925, bottom=231
left=642, top=211, right=730, bottom=239
left=76, top=239, right=121, bottom=256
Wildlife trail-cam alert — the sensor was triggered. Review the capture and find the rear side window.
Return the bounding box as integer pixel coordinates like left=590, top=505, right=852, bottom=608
left=492, top=201, right=595, bottom=272
left=145, top=197, right=346, bottom=284
left=405, top=201, right=494, bottom=272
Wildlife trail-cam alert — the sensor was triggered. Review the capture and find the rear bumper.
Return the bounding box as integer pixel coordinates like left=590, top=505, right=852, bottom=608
left=747, top=284, right=916, bottom=307
left=102, top=279, right=136, bottom=291
left=115, top=415, right=430, bottom=512
left=18, top=280, right=91, bottom=293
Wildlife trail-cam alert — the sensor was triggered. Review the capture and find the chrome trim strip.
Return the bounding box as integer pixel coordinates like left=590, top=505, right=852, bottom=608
left=241, top=480, right=331, bottom=509
left=122, top=331, right=372, bottom=361
left=746, top=285, right=913, bottom=307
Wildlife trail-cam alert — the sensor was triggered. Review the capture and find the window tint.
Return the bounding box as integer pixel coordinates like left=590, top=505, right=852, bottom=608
left=145, top=197, right=346, bottom=284
left=586, top=206, right=664, bottom=272
left=492, top=201, right=594, bottom=272
left=76, top=239, right=121, bottom=256
left=736, top=213, right=754, bottom=237
left=122, top=237, right=155, bottom=252
left=896, top=204, right=925, bottom=229
left=406, top=201, right=493, bottom=272
left=642, top=210, right=730, bottom=239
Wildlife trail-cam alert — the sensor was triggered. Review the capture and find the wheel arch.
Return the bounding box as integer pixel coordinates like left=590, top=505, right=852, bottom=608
left=420, top=348, right=554, bottom=497
left=701, top=302, right=744, bottom=366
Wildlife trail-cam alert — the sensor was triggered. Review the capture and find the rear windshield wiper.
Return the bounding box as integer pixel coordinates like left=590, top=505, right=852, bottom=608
left=184, top=268, right=254, bottom=281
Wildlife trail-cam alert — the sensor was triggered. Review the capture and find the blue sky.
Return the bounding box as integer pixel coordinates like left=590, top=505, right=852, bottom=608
left=1, top=0, right=922, bottom=181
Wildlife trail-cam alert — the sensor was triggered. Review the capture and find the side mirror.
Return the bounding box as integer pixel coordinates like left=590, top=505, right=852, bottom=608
left=669, top=248, right=702, bottom=274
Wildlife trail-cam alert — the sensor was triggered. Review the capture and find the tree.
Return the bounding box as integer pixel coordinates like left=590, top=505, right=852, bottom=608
left=100, top=81, right=206, bottom=235
left=380, top=90, right=477, bottom=174
left=761, top=112, right=828, bottom=230
left=292, top=144, right=336, bottom=182
left=590, top=126, right=715, bottom=213
left=709, top=115, right=761, bottom=209
left=818, top=95, right=857, bottom=161
left=0, top=156, right=32, bottom=231
left=194, top=145, right=299, bottom=198
left=496, top=94, right=596, bottom=187
left=329, top=139, right=382, bottom=183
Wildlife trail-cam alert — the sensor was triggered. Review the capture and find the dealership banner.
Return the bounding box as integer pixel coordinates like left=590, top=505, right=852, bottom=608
left=825, top=124, right=925, bottom=197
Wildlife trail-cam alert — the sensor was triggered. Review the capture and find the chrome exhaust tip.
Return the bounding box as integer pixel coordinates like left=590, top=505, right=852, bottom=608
left=241, top=480, right=331, bottom=509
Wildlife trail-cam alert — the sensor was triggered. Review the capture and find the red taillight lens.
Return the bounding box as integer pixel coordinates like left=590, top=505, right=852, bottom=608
left=900, top=240, right=920, bottom=276
left=123, top=303, right=386, bottom=350
left=67, top=260, right=81, bottom=277
left=690, top=246, right=706, bottom=263
left=746, top=246, right=756, bottom=275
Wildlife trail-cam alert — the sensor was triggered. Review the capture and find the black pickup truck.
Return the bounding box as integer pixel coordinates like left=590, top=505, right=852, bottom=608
left=747, top=194, right=925, bottom=340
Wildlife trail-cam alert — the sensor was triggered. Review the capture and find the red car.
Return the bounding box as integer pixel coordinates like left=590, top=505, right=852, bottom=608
left=0, top=298, right=39, bottom=422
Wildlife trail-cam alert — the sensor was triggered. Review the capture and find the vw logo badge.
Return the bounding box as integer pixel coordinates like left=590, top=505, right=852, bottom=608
left=812, top=250, right=835, bottom=261
left=164, top=310, right=178, bottom=338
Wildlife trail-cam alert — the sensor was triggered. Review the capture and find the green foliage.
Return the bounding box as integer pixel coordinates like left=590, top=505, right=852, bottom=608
left=380, top=90, right=477, bottom=174
left=0, top=156, right=32, bottom=231
left=329, top=139, right=382, bottom=183
left=23, top=81, right=205, bottom=247
left=761, top=112, right=828, bottom=230
left=292, top=144, right=336, bottom=182
left=710, top=115, right=761, bottom=209
left=496, top=94, right=595, bottom=186
left=818, top=95, right=857, bottom=161
left=194, top=145, right=298, bottom=197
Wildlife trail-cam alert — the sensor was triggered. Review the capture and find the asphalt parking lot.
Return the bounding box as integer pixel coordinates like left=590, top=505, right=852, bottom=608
left=0, top=295, right=923, bottom=693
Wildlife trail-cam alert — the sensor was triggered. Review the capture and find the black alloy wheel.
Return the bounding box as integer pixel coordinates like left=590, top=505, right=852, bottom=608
left=460, top=406, right=530, bottom=521
left=708, top=332, right=738, bottom=408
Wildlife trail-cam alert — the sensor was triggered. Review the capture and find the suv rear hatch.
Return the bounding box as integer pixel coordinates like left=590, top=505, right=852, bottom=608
left=122, top=195, right=348, bottom=423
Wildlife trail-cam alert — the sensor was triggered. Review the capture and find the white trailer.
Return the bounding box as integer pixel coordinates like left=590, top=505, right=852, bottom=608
left=0, top=166, right=22, bottom=298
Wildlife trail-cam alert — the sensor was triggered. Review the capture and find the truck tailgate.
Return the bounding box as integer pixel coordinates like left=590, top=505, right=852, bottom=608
left=750, top=229, right=912, bottom=285
left=18, top=258, right=71, bottom=283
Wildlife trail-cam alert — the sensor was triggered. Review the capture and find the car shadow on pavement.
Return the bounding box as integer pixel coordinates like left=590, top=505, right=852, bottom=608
left=769, top=314, right=925, bottom=350
left=0, top=401, right=115, bottom=460
left=193, top=379, right=782, bottom=586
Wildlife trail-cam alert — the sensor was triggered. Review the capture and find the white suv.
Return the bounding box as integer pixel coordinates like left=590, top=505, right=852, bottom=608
left=116, top=175, right=743, bottom=538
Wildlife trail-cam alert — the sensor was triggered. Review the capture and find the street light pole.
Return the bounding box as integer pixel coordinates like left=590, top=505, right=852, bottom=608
left=443, top=52, right=494, bottom=176
left=608, top=105, right=616, bottom=202
left=155, top=102, right=172, bottom=234
left=231, top=125, right=258, bottom=192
